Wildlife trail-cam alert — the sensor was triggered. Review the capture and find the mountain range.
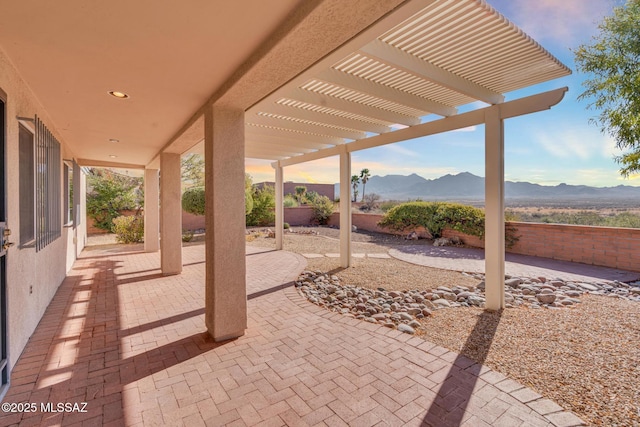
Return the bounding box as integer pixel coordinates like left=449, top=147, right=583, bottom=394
left=336, top=172, right=640, bottom=204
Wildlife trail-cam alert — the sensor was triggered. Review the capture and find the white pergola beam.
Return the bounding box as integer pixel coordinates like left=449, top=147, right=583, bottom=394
left=274, top=163, right=284, bottom=250
left=339, top=148, right=352, bottom=268
left=247, top=140, right=316, bottom=154
left=360, top=39, right=504, bottom=105
left=249, top=113, right=367, bottom=140
left=484, top=105, right=505, bottom=310
left=246, top=147, right=303, bottom=158
left=247, top=0, right=438, bottom=116
left=246, top=125, right=346, bottom=145
left=288, top=88, right=421, bottom=127
left=317, top=68, right=457, bottom=117
left=245, top=133, right=334, bottom=150
left=259, top=102, right=393, bottom=134
left=275, top=87, right=566, bottom=168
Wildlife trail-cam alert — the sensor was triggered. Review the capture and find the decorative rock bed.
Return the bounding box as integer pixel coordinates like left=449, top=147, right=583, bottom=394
left=295, top=270, right=640, bottom=334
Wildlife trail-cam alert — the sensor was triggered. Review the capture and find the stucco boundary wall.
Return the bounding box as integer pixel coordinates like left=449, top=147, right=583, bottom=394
left=177, top=208, right=640, bottom=272
left=330, top=212, right=640, bottom=273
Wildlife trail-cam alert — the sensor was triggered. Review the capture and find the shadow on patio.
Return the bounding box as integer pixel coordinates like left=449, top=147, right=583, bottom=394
left=0, top=243, right=583, bottom=426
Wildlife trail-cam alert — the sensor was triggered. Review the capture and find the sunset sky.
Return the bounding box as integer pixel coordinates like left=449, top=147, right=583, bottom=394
left=245, top=0, right=639, bottom=188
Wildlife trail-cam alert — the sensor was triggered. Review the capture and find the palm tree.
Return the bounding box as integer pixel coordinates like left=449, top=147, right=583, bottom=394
left=351, top=175, right=360, bottom=202
left=360, top=168, right=370, bottom=202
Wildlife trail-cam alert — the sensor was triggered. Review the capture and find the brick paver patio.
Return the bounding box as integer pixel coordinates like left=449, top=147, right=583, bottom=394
left=0, top=243, right=586, bottom=426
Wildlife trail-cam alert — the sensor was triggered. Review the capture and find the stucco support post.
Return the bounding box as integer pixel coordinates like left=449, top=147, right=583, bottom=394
left=484, top=105, right=505, bottom=310
left=144, top=168, right=160, bottom=253
left=204, top=105, right=247, bottom=341
left=160, top=154, right=182, bottom=275
left=274, top=162, right=284, bottom=250
left=339, top=148, right=352, bottom=268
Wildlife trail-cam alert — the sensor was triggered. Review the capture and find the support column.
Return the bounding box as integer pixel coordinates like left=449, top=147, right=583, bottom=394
left=484, top=106, right=505, bottom=310
left=204, top=105, right=247, bottom=341
left=160, top=154, right=182, bottom=275
left=339, top=149, right=352, bottom=268
left=144, top=168, right=160, bottom=253
left=274, top=163, right=284, bottom=250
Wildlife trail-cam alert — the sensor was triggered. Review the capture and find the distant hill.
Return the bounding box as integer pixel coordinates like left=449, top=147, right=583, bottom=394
left=336, top=172, right=640, bottom=205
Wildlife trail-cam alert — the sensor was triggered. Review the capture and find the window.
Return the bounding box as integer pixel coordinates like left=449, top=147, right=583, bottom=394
left=34, top=116, right=61, bottom=251
left=19, top=124, right=34, bottom=246
left=18, top=115, right=62, bottom=251
left=64, top=162, right=73, bottom=225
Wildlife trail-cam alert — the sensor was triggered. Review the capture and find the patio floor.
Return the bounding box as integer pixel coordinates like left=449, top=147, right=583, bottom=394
left=0, top=243, right=585, bottom=426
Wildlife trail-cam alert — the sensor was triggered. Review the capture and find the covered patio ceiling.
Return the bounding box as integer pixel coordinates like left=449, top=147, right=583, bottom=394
left=243, top=0, right=571, bottom=164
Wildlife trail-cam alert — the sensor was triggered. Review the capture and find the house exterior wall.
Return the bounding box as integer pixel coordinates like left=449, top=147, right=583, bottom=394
left=1, top=49, right=82, bottom=368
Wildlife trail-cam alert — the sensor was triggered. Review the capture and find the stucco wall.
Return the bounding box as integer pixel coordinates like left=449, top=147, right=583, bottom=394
left=506, top=222, right=640, bottom=272
left=284, top=206, right=315, bottom=226
left=327, top=211, right=640, bottom=272
left=256, top=182, right=335, bottom=201
left=1, top=48, right=81, bottom=368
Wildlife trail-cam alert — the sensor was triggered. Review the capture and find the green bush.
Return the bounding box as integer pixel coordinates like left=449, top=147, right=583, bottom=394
left=379, top=200, right=401, bottom=213
left=182, top=187, right=205, bottom=216
left=310, top=195, right=334, bottom=225
left=182, top=230, right=194, bottom=242
left=246, top=185, right=275, bottom=226
left=378, top=201, right=485, bottom=239
left=304, top=191, right=319, bottom=204
left=283, top=222, right=290, bottom=229
left=87, top=169, right=143, bottom=231
left=283, top=194, right=298, bottom=207
left=112, top=215, right=144, bottom=243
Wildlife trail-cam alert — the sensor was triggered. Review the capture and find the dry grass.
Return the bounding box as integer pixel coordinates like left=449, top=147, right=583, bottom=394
left=248, top=227, right=640, bottom=426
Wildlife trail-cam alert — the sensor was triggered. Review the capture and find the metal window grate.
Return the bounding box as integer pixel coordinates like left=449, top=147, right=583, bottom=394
left=34, top=115, right=61, bottom=252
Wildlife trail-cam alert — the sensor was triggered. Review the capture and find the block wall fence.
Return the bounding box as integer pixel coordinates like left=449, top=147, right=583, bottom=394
left=320, top=209, right=639, bottom=272
left=93, top=208, right=639, bottom=272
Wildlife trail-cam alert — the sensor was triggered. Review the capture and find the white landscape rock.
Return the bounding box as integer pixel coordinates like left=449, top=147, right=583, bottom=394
left=295, top=271, right=640, bottom=335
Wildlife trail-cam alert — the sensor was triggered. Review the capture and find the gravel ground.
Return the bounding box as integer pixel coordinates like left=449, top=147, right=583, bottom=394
left=248, top=227, right=640, bottom=427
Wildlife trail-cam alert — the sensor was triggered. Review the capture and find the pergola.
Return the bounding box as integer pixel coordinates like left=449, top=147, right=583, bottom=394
left=0, top=0, right=571, bottom=345
left=244, top=0, right=570, bottom=311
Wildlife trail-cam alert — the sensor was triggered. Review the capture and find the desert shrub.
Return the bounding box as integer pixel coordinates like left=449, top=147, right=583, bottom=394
left=283, top=222, right=290, bottom=229
left=112, top=215, right=144, bottom=243
left=182, top=230, right=194, bottom=242
left=379, top=200, right=401, bottom=213
left=606, top=212, right=640, bottom=228
left=378, top=201, right=484, bottom=238
left=87, top=169, right=143, bottom=231
left=294, top=186, right=307, bottom=203
left=310, top=195, right=334, bottom=225
left=304, top=191, right=319, bottom=204
left=283, top=194, right=298, bottom=208
left=360, top=193, right=381, bottom=212
left=246, top=185, right=275, bottom=226
left=182, top=186, right=205, bottom=216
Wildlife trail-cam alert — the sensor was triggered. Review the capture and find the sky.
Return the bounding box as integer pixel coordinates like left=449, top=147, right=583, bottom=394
left=245, top=0, right=638, bottom=188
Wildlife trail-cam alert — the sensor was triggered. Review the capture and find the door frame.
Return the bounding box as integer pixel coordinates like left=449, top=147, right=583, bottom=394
left=0, top=89, right=9, bottom=400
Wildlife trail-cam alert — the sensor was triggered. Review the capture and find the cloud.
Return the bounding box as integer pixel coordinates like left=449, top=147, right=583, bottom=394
left=534, top=127, right=615, bottom=160
left=381, top=144, right=419, bottom=157
left=452, top=126, right=477, bottom=133
left=493, top=0, right=614, bottom=47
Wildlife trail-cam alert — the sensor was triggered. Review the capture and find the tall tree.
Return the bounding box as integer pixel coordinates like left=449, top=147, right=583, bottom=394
left=574, top=0, right=640, bottom=177
left=351, top=175, right=360, bottom=202
left=181, top=153, right=205, bottom=187
left=360, top=168, right=371, bottom=202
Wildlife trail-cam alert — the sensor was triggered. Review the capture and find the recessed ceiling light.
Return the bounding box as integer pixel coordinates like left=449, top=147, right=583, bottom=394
left=109, top=155, right=118, bottom=158
left=108, top=91, right=129, bottom=99
left=109, top=138, right=119, bottom=143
